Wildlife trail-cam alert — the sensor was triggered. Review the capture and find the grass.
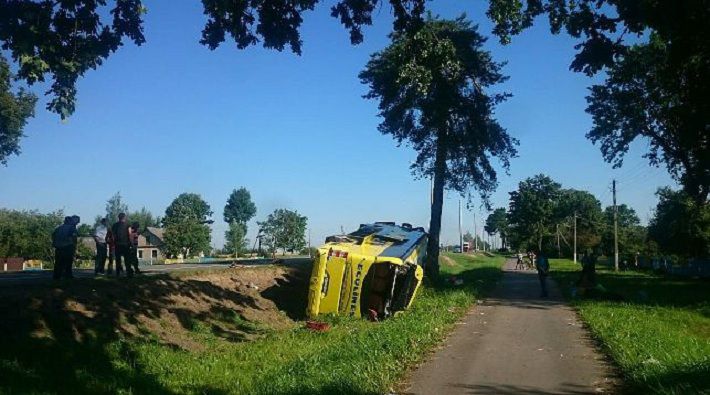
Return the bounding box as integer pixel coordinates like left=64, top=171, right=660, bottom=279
left=550, top=259, right=710, bottom=395
left=0, top=253, right=503, bottom=395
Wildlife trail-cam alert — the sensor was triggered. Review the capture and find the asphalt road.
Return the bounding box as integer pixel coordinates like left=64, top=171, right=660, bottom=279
left=0, top=257, right=312, bottom=286
left=405, top=259, right=613, bottom=394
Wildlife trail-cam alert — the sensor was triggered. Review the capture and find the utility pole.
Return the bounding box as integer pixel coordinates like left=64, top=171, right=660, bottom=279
left=459, top=199, right=470, bottom=253
left=573, top=212, right=577, bottom=264
left=613, top=179, right=619, bottom=271
left=556, top=223, right=560, bottom=258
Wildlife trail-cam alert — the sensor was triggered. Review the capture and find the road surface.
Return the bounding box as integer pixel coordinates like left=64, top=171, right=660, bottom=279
left=0, top=257, right=311, bottom=286
left=405, top=259, right=613, bottom=394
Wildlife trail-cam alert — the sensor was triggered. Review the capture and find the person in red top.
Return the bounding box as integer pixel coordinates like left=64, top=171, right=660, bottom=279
left=128, top=222, right=141, bottom=274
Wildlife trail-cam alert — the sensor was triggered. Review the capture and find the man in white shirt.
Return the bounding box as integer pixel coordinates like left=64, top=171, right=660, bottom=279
left=93, top=217, right=109, bottom=275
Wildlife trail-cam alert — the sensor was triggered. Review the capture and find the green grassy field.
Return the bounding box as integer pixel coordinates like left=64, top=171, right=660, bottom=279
left=550, top=259, right=710, bottom=395
left=0, top=253, right=503, bottom=394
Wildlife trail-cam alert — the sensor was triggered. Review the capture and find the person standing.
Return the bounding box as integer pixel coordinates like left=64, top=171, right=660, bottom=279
left=111, top=213, right=133, bottom=278
left=128, top=221, right=141, bottom=274
left=527, top=251, right=535, bottom=270
left=69, top=215, right=80, bottom=274
left=93, top=218, right=109, bottom=275
left=52, top=217, right=77, bottom=279
left=106, top=227, right=116, bottom=275
left=535, top=250, right=550, bottom=298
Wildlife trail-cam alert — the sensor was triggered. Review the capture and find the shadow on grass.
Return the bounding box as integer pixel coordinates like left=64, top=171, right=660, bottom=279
left=622, top=363, right=710, bottom=395
left=260, top=263, right=311, bottom=321
left=551, top=263, right=710, bottom=394
left=0, top=265, right=308, bottom=394
left=552, top=267, right=710, bottom=309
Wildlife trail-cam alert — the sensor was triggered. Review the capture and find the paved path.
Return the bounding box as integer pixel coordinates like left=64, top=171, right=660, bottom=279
left=406, top=259, right=612, bottom=394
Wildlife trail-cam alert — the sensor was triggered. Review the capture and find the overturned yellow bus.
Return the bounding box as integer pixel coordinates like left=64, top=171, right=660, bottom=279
left=307, top=222, right=428, bottom=320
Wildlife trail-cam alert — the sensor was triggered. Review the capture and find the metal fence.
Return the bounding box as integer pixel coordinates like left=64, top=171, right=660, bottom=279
left=636, top=256, right=710, bottom=279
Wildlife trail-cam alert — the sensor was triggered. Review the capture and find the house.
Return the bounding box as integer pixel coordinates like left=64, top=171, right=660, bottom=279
left=137, top=227, right=165, bottom=263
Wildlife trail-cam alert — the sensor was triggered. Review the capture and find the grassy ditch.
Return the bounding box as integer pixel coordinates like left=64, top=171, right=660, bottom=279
left=0, top=253, right=503, bottom=394
left=550, top=259, right=710, bottom=395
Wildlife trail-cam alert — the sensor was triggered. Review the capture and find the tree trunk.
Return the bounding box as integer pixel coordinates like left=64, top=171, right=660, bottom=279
left=425, top=136, right=447, bottom=279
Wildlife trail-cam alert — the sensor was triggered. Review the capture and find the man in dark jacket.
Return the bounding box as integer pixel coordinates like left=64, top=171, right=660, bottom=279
left=111, top=213, right=133, bottom=277
left=535, top=249, right=550, bottom=298
left=52, top=216, right=77, bottom=279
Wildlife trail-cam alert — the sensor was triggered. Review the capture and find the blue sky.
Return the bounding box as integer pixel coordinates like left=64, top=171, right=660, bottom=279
left=0, top=1, right=675, bottom=248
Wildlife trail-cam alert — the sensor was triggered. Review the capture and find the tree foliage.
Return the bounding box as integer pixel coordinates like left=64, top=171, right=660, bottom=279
left=224, top=187, right=256, bottom=228
left=102, top=192, right=129, bottom=225
left=200, top=0, right=424, bottom=53
left=507, top=174, right=561, bottom=251
left=0, top=0, right=146, bottom=119
left=555, top=189, right=603, bottom=254
left=0, top=209, right=63, bottom=260
left=127, top=207, right=161, bottom=231
left=258, top=209, right=307, bottom=256
left=507, top=176, right=607, bottom=255
left=0, top=56, right=37, bottom=165
left=648, top=188, right=709, bottom=259
left=76, top=223, right=92, bottom=237
left=359, top=15, right=517, bottom=276
left=96, top=192, right=160, bottom=232
left=601, top=204, right=646, bottom=260
left=225, top=222, right=248, bottom=257
left=484, top=208, right=508, bottom=248
left=162, top=193, right=213, bottom=258
left=586, top=35, right=709, bottom=202
left=487, top=0, right=710, bottom=202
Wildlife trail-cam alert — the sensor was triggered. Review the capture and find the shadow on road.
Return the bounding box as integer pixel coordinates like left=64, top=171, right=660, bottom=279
left=449, top=382, right=594, bottom=395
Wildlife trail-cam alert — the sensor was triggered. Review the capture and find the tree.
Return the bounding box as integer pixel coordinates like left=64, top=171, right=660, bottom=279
left=507, top=175, right=562, bottom=252
left=258, top=209, right=307, bottom=256
left=162, top=193, right=213, bottom=258
left=487, top=0, right=710, bottom=203
left=224, top=187, right=256, bottom=227
left=225, top=222, right=248, bottom=258
left=127, top=207, right=161, bottom=232
left=648, top=188, right=709, bottom=259
left=0, top=0, right=425, bottom=163
left=95, top=193, right=159, bottom=232
left=359, top=15, right=517, bottom=277
left=0, top=0, right=146, bottom=120
left=103, top=192, right=129, bottom=225
left=76, top=223, right=92, bottom=237
left=485, top=208, right=508, bottom=248
left=1, top=56, right=37, bottom=165
left=555, top=189, right=603, bottom=255
left=0, top=209, right=63, bottom=261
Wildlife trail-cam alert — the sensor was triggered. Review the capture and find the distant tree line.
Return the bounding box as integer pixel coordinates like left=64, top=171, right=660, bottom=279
left=0, top=209, right=62, bottom=261
left=0, top=187, right=309, bottom=262
left=484, top=174, right=709, bottom=261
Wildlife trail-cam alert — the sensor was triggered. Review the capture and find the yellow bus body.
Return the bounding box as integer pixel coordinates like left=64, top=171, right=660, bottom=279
left=307, top=222, right=427, bottom=319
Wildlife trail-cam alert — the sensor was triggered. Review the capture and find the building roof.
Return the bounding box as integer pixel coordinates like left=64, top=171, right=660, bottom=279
left=146, top=226, right=164, bottom=241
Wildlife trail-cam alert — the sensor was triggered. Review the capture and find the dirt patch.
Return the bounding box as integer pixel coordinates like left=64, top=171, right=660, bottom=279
left=441, top=256, right=457, bottom=267
left=0, top=263, right=311, bottom=352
